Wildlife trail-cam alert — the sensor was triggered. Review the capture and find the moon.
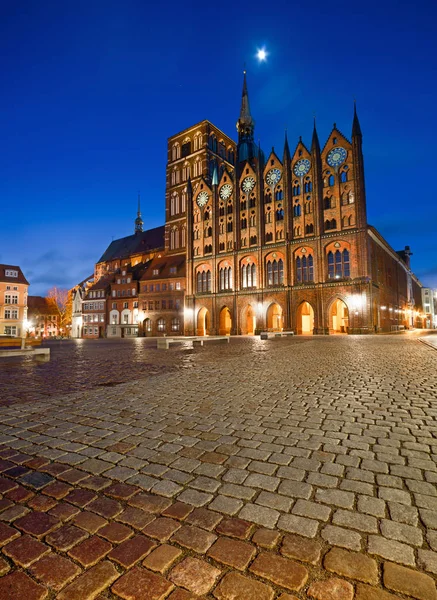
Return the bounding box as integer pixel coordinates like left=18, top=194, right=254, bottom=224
left=256, top=47, right=268, bottom=62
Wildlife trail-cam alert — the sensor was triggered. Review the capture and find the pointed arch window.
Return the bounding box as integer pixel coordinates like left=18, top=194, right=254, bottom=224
left=329, top=174, right=335, bottom=186
left=275, top=189, right=283, bottom=201
left=293, top=204, right=301, bottom=217
left=276, top=208, right=284, bottom=221
left=241, top=263, right=257, bottom=288
left=181, top=227, right=186, bottom=247
left=293, top=184, right=301, bottom=196
left=304, top=181, right=313, bottom=193
left=296, top=254, right=314, bottom=283
left=340, top=171, right=348, bottom=183
left=305, top=223, right=314, bottom=235
left=219, top=267, right=233, bottom=291
left=327, top=249, right=350, bottom=279
left=266, top=259, right=284, bottom=286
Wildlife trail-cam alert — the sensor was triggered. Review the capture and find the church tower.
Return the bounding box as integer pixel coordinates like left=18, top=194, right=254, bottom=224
left=134, top=193, right=143, bottom=234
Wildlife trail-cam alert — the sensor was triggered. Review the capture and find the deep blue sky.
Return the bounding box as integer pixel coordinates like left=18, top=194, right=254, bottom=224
left=1, top=0, right=436, bottom=295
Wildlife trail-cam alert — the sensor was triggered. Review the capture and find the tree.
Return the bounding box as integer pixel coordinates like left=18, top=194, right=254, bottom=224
left=46, top=287, right=72, bottom=335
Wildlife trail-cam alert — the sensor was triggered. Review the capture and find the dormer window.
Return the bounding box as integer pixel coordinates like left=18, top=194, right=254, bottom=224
left=5, top=270, right=18, bottom=277
left=169, top=267, right=177, bottom=274
left=153, top=269, right=159, bottom=275
left=122, top=270, right=126, bottom=276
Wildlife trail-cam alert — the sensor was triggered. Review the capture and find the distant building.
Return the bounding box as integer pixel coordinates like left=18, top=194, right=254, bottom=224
left=422, top=288, right=437, bottom=329
left=71, top=276, right=94, bottom=338
left=0, top=265, right=29, bottom=338
left=27, top=296, right=60, bottom=337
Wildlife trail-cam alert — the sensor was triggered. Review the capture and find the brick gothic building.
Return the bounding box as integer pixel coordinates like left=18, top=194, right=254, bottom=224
left=88, top=73, right=422, bottom=337
left=166, top=73, right=422, bottom=335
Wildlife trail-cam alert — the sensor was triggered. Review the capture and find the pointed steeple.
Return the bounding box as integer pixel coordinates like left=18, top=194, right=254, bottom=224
left=352, top=101, right=362, bottom=138
left=283, top=130, right=291, bottom=161
left=237, top=71, right=259, bottom=163
left=311, top=117, right=320, bottom=153
left=135, top=192, right=143, bottom=233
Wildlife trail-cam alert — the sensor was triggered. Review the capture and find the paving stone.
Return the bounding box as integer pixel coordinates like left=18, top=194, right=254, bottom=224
left=249, top=528, right=279, bottom=552
left=256, top=490, right=292, bottom=512
left=321, top=525, right=362, bottom=550
left=0, top=521, right=21, bottom=546
left=307, top=578, right=354, bottom=600
left=0, top=556, right=10, bottom=576
left=27, top=494, right=57, bottom=511
left=171, top=524, right=217, bottom=552
left=239, top=503, right=280, bottom=528
left=49, top=502, right=80, bottom=522
left=98, top=521, right=133, bottom=543
left=357, top=495, right=386, bottom=518
left=315, top=489, right=355, bottom=509
left=143, top=543, right=182, bottom=573
left=18, top=471, right=53, bottom=489
left=5, top=484, right=34, bottom=502
left=324, top=547, right=379, bottom=584
left=129, top=492, right=171, bottom=514
left=162, top=502, right=193, bottom=521
left=73, top=510, right=108, bottom=533
left=142, top=517, right=181, bottom=542
left=209, top=494, right=243, bottom=515
left=383, top=562, right=437, bottom=600
left=0, top=570, right=48, bottom=600
left=109, top=535, right=156, bottom=568
left=57, top=560, right=119, bottom=600
left=152, top=479, right=184, bottom=497
left=213, top=571, right=274, bottom=600
left=380, top=518, right=423, bottom=546
left=116, top=506, right=155, bottom=530
left=378, top=487, right=411, bottom=505
left=0, top=504, right=30, bottom=522
left=3, top=534, right=50, bottom=566
left=186, top=507, right=223, bottom=530
left=281, top=533, right=322, bottom=565
left=388, top=502, right=418, bottom=526
left=68, top=535, right=112, bottom=567
left=46, top=524, right=88, bottom=550
left=249, top=552, right=308, bottom=592
left=207, top=536, right=256, bottom=570
left=368, top=534, right=415, bottom=566
left=417, top=549, right=437, bottom=575
left=292, top=499, right=331, bottom=522
left=216, top=517, right=253, bottom=539
left=29, top=553, right=81, bottom=591
left=333, top=509, right=378, bottom=533
left=88, top=496, right=123, bottom=518
left=14, top=511, right=60, bottom=538
left=169, top=556, right=221, bottom=595
left=278, top=514, right=319, bottom=538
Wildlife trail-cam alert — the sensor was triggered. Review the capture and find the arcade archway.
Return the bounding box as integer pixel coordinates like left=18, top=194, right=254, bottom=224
left=196, top=307, right=210, bottom=336
left=219, top=307, right=232, bottom=335
left=330, top=299, right=349, bottom=334
left=241, top=305, right=256, bottom=335
left=266, top=303, right=283, bottom=332
left=297, top=302, right=314, bottom=335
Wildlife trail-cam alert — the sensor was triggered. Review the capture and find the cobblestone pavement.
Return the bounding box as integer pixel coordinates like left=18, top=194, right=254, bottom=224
left=0, top=335, right=436, bottom=599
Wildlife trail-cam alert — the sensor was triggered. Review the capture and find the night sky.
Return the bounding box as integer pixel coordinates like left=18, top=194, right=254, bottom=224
left=2, top=0, right=436, bottom=296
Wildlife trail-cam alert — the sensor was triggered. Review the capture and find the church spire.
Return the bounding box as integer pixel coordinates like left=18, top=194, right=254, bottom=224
left=311, top=117, right=320, bottom=153
left=236, top=70, right=259, bottom=163
left=283, top=130, right=291, bottom=161
left=352, top=101, right=362, bottom=138
left=134, top=192, right=143, bottom=233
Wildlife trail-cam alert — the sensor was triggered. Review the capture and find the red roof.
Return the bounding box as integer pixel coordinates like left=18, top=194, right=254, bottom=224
left=0, top=264, right=29, bottom=285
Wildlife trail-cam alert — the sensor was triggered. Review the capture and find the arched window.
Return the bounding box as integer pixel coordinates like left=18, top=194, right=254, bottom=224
left=219, top=205, right=225, bottom=216
left=266, top=259, right=284, bottom=286
left=227, top=203, right=233, bottom=214
left=327, top=249, right=350, bottom=279
left=181, top=227, right=186, bottom=247
left=157, top=318, right=165, bottom=332
left=205, top=226, right=212, bottom=237
left=241, top=218, right=247, bottom=229
left=275, top=189, right=283, bottom=201
left=265, top=232, right=273, bottom=242
left=171, top=318, right=180, bottom=331
left=305, top=223, right=314, bottom=234
left=250, top=214, right=256, bottom=227
left=241, top=263, right=257, bottom=288
left=204, top=209, right=210, bottom=221
left=241, top=200, right=247, bottom=210
left=349, top=191, right=355, bottom=204
left=293, top=204, right=301, bottom=217
left=276, top=208, right=284, bottom=220
left=170, top=228, right=175, bottom=249
left=227, top=221, right=233, bottom=233
left=296, top=254, right=314, bottom=283
left=219, top=267, right=233, bottom=291
left=249, top=235, right=257, bottom=245
left=304, top=181, right=313, bottom=193
left=266, top=211, right=272, bottom=224
left=174, top=228, right=179, bottom=248
left=293, top=185, right=301, bottom=196
left=329, top=174, right=335, bottom=186
left=340, top=171, right=348, bottom=183
left=324, top=196, right=331, bottom=210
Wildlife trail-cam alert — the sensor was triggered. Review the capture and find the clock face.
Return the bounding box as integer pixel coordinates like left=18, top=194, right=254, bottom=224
left=327, top=147, right=347, bottom=168
left=293, top=159, right=311, bottom=178
left=241, top=176, right=256, bottom=194
left=196, top=191, right=209, bottom=208
left=266, top=168, right=282, bottom=187
left=219, top=183, right=233, bottom=200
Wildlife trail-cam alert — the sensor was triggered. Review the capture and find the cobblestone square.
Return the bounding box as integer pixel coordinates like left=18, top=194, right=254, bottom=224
left=0, top=334, right=436, bottom=598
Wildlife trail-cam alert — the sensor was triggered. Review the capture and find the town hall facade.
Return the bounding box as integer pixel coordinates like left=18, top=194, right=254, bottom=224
left=78, top=73, right=422, bottom=338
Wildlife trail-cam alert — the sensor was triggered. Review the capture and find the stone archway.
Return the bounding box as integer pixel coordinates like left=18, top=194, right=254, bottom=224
left=196, top=307, right=210, bottom=336
left=219, top=307, right=232, bottom=336
left=266, top=303, right=283, bottom=332
left=241, top=305, right=256, bottom=335
left=143, top=318, right=152, bottom=337
left=330, top=299, right=349, bottom=334
left=297, top=302, right=314, bottom=335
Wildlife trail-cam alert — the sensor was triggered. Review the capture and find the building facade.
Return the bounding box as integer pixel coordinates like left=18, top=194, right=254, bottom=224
left=79, top=73, right=424, bottom=337
left=0, top=265, right=29, bottom=338
left=27, top=296, right=60, bottom=338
